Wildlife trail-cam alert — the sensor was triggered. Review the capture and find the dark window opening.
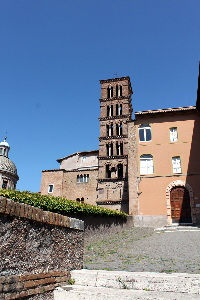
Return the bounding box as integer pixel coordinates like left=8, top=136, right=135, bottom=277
left=118, top=164, right=123, bottom=179
left=106, top=165, right=111, bottom=178
left=81, top=197, right=84, bottom=203
left=116, top=85, right=122, bottom=97
left=116, top=142, right=123, bottom=155
left=107, top=86, right=113, bottom=98
left=107, top=105, right=113, bottom=117
left=116, top=104, right=122, bottom=115
left=76, top=198, right=80, bottom=202
left=106, top=143, right=113, bottom=156
left=107, top=123, right=113, bottom=136
left=116, top=123, right=122, bottom=135
left=2, top=180, right=8, bottom=189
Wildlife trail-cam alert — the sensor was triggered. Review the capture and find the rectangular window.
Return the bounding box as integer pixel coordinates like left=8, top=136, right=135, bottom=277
left=140, top=155, right=154, bottom=174
left=170, top=127, right=178, bottom=142
left=172, top=156, right=182, bottom=173
left=82, top=156, right=86, bottom=162
left=48, top=184, right=54, bottom=193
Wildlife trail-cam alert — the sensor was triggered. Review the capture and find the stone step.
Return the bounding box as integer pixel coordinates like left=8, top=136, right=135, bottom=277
left=70, top=269, right=200, bottom=294
left=54, top=285, right=200, bottom=300
left=155, top=225, right=200, bottom=232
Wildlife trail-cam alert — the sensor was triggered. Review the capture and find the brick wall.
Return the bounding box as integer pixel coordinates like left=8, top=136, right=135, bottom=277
left=128, top=121, right=139, bottom=215
left=0, top=197, right=84, bottom=299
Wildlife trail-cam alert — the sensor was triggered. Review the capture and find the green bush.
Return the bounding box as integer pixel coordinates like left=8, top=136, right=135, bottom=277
left=0, top=189, right=127, bottom=218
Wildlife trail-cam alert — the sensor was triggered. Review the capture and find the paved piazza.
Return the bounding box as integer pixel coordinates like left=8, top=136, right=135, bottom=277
left=84, top=226, right=200, bottom=273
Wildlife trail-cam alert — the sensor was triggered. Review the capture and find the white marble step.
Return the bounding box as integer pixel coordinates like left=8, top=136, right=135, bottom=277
left=54, top=285, right=200, bottom=300
left=70, top=269, right=200, bottom=294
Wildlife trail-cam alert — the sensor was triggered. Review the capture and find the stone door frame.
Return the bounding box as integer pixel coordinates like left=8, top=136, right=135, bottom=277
left=166, top=180, right=195, bottom=224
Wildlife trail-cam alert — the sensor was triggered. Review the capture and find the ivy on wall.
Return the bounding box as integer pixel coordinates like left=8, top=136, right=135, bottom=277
left=0, top=189, right=127, bottom=218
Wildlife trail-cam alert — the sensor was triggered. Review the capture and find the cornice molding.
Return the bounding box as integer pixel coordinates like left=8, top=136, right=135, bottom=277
left=99, top=135, right=128, bottom=141
left=98, top=155, right=128, bottom=160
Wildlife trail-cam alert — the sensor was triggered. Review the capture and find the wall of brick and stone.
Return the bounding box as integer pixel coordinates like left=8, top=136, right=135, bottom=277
left=0, top=197, right=84, bottom=300
left=40, top=169, right=64, bottom=197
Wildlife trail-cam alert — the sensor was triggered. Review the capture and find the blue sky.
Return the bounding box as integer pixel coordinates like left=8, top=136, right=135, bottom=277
left=0, top=0, right=200, bottom=192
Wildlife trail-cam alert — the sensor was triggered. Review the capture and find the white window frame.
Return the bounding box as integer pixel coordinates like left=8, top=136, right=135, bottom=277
left=170, top=127, right=178, bottom=142
left=48, top=184, right=54, bottom=193
left=140, top=155, right=154, bottom=175
left=172, top=156, right=182, bottom=173
left=138, top=124, right=152, bottom=142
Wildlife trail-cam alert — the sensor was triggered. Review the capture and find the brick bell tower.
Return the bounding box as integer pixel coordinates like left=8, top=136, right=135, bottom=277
left=96, top=76, right=133, bottom=213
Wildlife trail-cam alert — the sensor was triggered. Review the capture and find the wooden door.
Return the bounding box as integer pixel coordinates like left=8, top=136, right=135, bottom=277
left=170, top=187, right=192, bottom=223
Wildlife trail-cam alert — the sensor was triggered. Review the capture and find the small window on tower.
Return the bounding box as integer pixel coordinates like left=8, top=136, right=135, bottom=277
left=48, top=184, right=54, bottom=193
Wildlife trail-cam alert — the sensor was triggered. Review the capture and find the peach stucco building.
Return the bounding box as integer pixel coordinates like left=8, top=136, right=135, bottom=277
left=133, top=106, right=200, bottom=225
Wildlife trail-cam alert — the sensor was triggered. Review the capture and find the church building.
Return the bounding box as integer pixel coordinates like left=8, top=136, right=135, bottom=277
left=0, top=138, right=19, bottom=190
left=40, top=68, right=200, bottom=226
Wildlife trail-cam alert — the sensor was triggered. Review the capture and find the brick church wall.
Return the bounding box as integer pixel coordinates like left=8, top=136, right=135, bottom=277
left=62, top=169, right=98, bottom=205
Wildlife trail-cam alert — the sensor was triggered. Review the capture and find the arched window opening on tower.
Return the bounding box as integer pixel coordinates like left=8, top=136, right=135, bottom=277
left=116, top=142, right=123, bottom=155
left=106, top=143, right=113, bottom=156
left=116, top=104, right=122, bottom=116
left=107, top=86, right=113, bottom=98
left=118, top=164, right=123, bottom=179
left=107, top=105, right=113, bottom=117
left=139, top=125, right=152, bottom=142
left=140, top=155, right=154, bottom=174
left=116, top=85, right=122, bottom=97
left=106, top=165, right=111, bottom=178
left=116, top=123, right=123, bottom=136
left=107, top=123, right=113, bottom=136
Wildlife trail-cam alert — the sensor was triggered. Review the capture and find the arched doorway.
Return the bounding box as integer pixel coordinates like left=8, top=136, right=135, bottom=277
left=170, top=186, right=192, bottom=223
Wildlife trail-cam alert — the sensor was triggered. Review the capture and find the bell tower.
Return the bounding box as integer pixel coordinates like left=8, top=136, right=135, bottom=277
left=96, top=76, right=133, bottom=213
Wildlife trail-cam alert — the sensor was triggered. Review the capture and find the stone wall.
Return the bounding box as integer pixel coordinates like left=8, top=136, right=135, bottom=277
left=0, top=197, right=84, bottom=300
